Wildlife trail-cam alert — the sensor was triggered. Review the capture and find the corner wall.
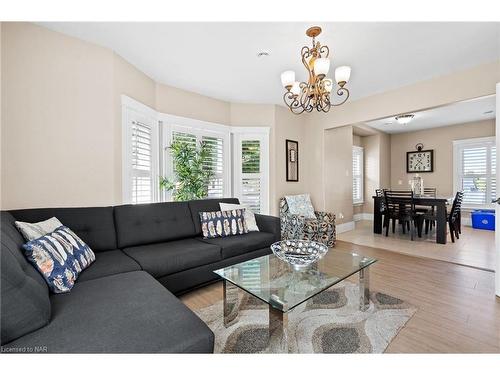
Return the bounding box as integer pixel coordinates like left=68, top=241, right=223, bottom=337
left=1, top=22, right=311, bottom=212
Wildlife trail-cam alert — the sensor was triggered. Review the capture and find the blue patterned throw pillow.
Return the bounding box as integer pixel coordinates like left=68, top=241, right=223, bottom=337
left=22, top=226, right=96, bottom=293
left=199, top=209, right=248, bottom=239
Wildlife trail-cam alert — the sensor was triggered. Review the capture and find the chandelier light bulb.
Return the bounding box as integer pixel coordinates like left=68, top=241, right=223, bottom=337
left=290, top=81, right=301, bottom=96
left=281, top=70, right=296, bottom=89
left=335, top=66, right=351, bottom=87
left=314, top=58, right=330, bottom=77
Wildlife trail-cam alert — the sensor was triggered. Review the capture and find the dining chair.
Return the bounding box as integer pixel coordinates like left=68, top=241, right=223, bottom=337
left=375, top=188, right=388, bottom=230
left=422, top=191, right=463, bottom=242
left=448, top=191, right=464, bottom=243
left=383, top=190, right=424, bottom=240
left=416, top=187, right=436, bottom=232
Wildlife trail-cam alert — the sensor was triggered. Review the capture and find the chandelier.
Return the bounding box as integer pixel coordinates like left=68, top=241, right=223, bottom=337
left=280, top=26, right=351, bottom=114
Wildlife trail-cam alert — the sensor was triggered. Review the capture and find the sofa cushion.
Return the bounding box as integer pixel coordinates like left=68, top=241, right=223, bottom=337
left=2, top=271, right=214, bottom=353
left=188, top=198, right=240, bottom=235
left=123, top=239, right=222, bottom=278
left=114, top=202, right=196, bottom=248
left=77, top=250, right=141, bottom=282
left=9, top=207, right=117, bottom=251
left=197, top=231, right=275, bottom=259
left=1, top=212, right=51, bottom=345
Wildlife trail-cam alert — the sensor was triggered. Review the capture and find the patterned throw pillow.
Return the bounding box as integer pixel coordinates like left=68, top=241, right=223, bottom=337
left=22, top=226, right=96, bottom=293
left=199, top=209, right=248, bottom=239
left=15, top=217, right=64, bottom=242
left=285, top=194, right=316, bottom=219
left=219, top=203, right=259, bottom=232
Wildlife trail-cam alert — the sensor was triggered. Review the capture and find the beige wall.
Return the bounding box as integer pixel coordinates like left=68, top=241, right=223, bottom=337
left=1, top=22, right=116, bottom=209
left=274, top=106, right=309, bottom=214
left=390, top=119, right=495, bottom=196
left=324, top=126, right=353, bottom=224
left=305, top=60, right=500, bottom=211
left=156, top=83, right=231, bottom=125
left=1, top=22, right=310, bottom=213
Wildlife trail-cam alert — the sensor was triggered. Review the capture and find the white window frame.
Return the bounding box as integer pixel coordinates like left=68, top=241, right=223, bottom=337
left=158, top=113, right=232, bottom=201
left=121, top=95, right=159, bottom=204
left=122, top=96, right=270, bottom=211
left=232, top=127, right=270, bottom=215
left=453, top=136, right=496, bottom=209
left=352, top=146, right=364, bottom=205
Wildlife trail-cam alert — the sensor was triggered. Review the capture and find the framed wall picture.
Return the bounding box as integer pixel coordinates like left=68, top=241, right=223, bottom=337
left=407, top=144, right=434, bottom=173
left=286, top=139, right=299, bottom=181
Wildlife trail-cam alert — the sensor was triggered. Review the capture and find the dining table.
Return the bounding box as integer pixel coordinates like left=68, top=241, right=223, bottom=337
left=372, top=195, right=454, bottom=244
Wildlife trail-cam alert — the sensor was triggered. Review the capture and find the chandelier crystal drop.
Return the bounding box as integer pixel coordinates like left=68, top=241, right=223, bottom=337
left=281, top=26, right=352, bottom=114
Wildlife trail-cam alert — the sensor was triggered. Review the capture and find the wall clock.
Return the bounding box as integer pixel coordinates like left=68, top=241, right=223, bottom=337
left=406, top=143, right=434, bottom=173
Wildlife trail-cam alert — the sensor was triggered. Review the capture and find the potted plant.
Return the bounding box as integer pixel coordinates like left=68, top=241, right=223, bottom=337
left=160, top=139, right=215, bottom=201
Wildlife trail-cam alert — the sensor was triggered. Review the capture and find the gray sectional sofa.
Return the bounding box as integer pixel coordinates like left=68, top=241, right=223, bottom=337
left=1, top=198, right=280, bottom=353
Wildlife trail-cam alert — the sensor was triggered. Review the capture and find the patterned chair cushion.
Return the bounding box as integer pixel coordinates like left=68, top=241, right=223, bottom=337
left=279, top=197, right=336, bottom=248
left=199, top=209, right=248, bottom=239
left=22, top=226, right=96, bottom=293
left=285, top=194, right=316, bottom=219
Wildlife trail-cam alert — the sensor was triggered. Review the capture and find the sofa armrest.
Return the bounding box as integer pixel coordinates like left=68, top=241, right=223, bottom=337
left=254, top=213, right=281, bottom=241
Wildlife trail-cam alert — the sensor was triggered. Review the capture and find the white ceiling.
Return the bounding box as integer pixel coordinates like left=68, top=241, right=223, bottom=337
left=365, top=95, right=496, bottom=134
left=38, top=22, right=500, bottom=105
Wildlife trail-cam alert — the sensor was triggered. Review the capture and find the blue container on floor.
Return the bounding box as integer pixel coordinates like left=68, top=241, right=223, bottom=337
left=471, top=209, right=495, bottom=231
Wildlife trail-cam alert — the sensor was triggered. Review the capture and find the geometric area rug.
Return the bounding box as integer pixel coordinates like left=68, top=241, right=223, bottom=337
left=194, top=280, right=417, bottom=353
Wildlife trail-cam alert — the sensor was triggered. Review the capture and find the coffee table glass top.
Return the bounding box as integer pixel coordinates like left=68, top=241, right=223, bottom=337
left=214, top=249, right=377, bottom=312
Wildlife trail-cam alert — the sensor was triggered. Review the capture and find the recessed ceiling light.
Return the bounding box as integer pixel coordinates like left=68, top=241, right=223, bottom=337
left=256, top=50, right=270, bottom=58
left=395, top=114, right=414, bottom=125
left=483, top=110, right=494, bottom=115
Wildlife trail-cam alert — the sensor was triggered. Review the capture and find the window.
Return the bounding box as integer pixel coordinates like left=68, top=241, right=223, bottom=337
left=352, top=146, right=364, bottom=204
left=454, top=137, right=496, bottom=207
left=160, top=114, right=232, bottom=201
left=233, top=130, right=270, bottom=214
left=122, top=96, right=159, bottom=204
left=123, top=96, right=270, bottom=210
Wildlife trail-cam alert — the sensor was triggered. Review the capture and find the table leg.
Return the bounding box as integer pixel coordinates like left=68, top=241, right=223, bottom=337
left=269, top=306, right=290, bottom=353
left=373, top=197, right=382, bottom=234
left=359, top=267, right=370, bottom=311
left=223, top=280, right=239, bottom=327
left=436, top=202, right=447, bottom=244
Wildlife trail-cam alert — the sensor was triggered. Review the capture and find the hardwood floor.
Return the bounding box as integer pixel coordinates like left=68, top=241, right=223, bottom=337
left=180, top=240, right=500, bottom=353
left=338, top=220, right=496, bottom=271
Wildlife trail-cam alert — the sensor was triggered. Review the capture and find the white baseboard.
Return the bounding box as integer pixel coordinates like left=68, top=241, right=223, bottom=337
left=462, top=217, right=472, bottom=227
left=353, top=213, right=373, bottom=222
left=337, top=221, right=355, bottom=233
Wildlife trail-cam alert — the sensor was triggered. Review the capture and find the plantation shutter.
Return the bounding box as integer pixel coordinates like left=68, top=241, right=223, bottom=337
left=240, top=140, right=262, bottom=213
left=202, top=136, right=224, bottom=198
left=352, top=146, right=364, bottom=204
left=131, top=120, right=155, bottom=204
left=456, top=139, right=495, bottom=206
left=169, top=130, right=226, bottom=199
left=491, top=146, right=496, bottom=203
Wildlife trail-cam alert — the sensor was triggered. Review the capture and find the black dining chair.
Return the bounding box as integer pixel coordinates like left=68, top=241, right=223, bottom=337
left=448, top=191, right=464, bottom=243
left=422, top=191, right=463, bottom=242
left=383, top=190, right=424, bottom=240
left=375, top=188, right=389, bottom=230
left=416, top=187, right=436, bottom=232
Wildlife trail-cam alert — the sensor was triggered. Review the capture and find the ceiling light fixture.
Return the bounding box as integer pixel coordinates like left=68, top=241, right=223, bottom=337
left=280, top=26, right=351, bottom=114
left=395, top=114, right=414, bottom=125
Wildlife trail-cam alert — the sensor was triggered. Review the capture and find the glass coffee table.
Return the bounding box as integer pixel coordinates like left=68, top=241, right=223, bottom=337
left=214, top=249, right=377, bottom=352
